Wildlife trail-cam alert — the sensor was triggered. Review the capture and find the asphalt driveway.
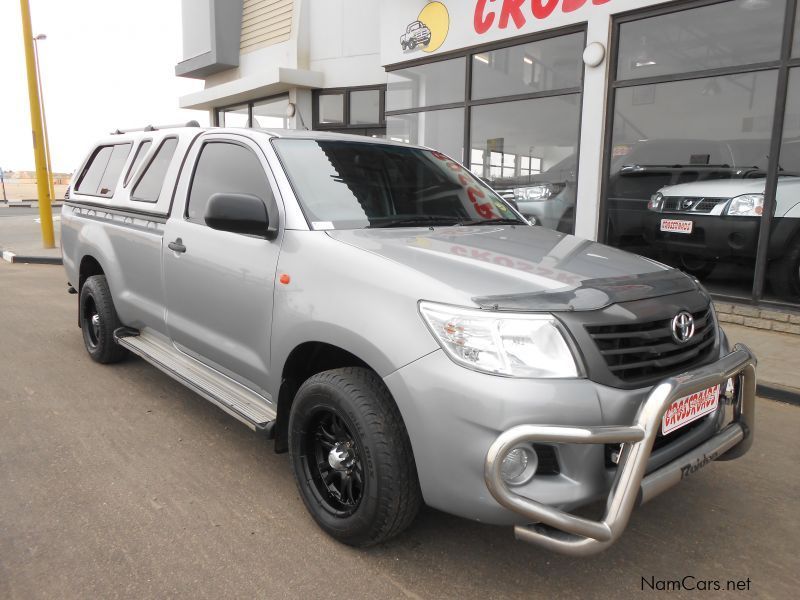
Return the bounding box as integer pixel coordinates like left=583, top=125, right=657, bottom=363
left=1, top=263, right=798, bottom=599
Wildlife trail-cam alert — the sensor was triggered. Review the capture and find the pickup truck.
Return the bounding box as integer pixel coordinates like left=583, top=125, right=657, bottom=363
left=62, top=123, right=757, bottom=556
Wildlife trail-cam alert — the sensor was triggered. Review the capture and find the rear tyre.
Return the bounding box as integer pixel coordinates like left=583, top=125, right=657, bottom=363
left=80, top=275, right=128, bottom=364
left=676, top=254, right=716, bottom=280
left=768, top=238, right=800, bottom=300
left=288, top=367, right=421, bottom=547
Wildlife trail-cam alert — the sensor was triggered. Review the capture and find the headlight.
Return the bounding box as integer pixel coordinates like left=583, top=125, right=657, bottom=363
left=513, top=183, right=566, bottom=202
left=418, top=302, right=581, bottom=378
left=726, top=194, right=763, bottom=217
left=647, top=192, right=664, bottom=211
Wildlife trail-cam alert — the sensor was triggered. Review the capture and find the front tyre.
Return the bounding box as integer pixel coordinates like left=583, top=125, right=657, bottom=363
left=676, top=253, right=716, bottom=280
left=289, top=367, right=421, bottom=547
left=79, top=274, right=127, bottom=364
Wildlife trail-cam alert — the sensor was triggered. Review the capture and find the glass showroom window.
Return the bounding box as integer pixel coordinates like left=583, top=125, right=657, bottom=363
left=216, top=95, right=289, bottom=128
left=386, top=30, right=584, bottom=233
left=387, top=108, right=464, bottom=160
left=313, top=87, right=386, bottom=137
left=218, top=104, right=249, bottom=127
left=768, top=67, right=800, bottom=303
left=605, top=0, right=786, bottom=302
left=386, top=57, right=466, bottom=160
left=252, top=96, right=289, bottom=128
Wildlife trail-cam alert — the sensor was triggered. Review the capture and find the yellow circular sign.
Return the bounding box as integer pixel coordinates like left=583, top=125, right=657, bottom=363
left=418, top=2, right=449, bottom=53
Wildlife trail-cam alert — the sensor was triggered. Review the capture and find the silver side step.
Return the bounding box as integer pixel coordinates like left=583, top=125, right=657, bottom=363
left=114, top=328, right=276, bottom=435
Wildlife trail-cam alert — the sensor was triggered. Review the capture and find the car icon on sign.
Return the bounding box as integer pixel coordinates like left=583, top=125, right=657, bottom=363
left=401, top=20, right=432, bottom=50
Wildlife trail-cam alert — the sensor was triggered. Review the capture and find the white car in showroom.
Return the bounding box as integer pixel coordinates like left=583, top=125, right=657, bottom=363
left=644, top=176, right=800, bottom=299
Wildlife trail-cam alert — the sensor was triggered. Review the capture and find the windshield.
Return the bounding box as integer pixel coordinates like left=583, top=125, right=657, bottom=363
left=272, top=139, right=526, bottom=230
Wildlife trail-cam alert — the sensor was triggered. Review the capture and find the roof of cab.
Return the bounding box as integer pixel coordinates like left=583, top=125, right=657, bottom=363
left=99, top=125, right=427, bottom=151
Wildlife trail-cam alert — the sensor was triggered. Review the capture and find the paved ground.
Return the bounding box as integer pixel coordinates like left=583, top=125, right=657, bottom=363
left=725, top=323, right=800, bottom=392
left=0, top=206, right=60, bottom=219
left=1, top=263, right=799, bottom=600
left=0, top=208, right=61, bottom=262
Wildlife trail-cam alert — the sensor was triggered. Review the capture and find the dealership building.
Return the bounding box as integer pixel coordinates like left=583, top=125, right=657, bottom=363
left=177, top=0, right=800, bottom=308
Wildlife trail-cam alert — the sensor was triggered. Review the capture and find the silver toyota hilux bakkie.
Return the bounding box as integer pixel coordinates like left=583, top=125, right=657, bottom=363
left=61, top=123, right=756, bottom=556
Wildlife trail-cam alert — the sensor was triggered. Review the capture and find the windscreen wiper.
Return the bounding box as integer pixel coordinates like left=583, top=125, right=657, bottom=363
left=367, top=216, right=464, bottom=228
left=457, top=217, right=526, bottom=226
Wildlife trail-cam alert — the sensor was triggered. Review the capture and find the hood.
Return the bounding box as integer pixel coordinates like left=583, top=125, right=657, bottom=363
left=326, top=225, right=698, bottom=311
left=660, top=178, right=766, bottom=198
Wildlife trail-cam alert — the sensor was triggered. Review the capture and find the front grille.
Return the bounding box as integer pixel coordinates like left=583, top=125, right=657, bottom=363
left=585, top=307, right=716, bottom=384
left=662, top=197, right=725, bottom=213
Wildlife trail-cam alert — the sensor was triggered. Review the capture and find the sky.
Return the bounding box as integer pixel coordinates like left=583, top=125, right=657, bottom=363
left=0, top=0, right=208, bottom=174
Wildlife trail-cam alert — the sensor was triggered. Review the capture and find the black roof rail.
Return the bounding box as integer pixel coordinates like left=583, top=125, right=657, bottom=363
left=110, top=120, right=201, bottom=135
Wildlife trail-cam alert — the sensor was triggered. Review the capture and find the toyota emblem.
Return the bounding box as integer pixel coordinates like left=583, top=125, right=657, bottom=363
left=671, top=311, right=695, bottom=344
left=680, top=198, right=696, bottom=210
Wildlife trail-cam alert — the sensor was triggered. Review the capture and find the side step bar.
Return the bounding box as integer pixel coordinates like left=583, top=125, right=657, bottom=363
left=114, top=328, right=276, bottom=436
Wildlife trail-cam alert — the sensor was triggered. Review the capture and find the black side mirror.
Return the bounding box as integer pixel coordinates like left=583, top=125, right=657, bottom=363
left=204, top=193, right=278, bottom=239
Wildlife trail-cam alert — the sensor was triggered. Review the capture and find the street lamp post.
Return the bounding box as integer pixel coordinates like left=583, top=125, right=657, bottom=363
left=33, top=33, right=56, bottom=205
left=18, top=0, right=54, bottom=248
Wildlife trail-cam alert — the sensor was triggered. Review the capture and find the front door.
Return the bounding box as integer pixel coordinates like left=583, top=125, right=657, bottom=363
left=162, top=136, right=282, bottom=396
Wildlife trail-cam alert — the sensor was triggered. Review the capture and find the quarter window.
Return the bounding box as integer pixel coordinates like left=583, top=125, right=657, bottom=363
left=75, top=143, right=132, bottom=197
left=186, top=142, right=273, bottom=224
left=124, top=140, right=152, bottom=186
left=131, top=138, right=178, bottom=203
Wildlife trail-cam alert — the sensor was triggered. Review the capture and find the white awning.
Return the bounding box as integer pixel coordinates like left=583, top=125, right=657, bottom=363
left=178, top=67, right=324, bottom=110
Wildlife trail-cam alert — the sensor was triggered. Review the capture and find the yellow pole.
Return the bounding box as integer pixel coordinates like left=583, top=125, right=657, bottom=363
left=19, top=0, right=54, bottom=248
left=33, top=37, right=56, bottom=204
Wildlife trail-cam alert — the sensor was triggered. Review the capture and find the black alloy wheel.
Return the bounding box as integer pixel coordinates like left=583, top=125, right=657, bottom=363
left=79, top=274, right=128, bottom=363
left=301, top=408, right=365, bottom=517
left=288, top=367, right=421, bottom=547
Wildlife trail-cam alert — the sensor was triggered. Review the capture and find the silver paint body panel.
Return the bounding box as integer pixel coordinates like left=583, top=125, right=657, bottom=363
left=62, top=127, right=754, bottom=537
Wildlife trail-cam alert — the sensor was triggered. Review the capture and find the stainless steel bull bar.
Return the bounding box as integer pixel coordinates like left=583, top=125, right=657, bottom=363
left=484, top=344, right=756, bottom=556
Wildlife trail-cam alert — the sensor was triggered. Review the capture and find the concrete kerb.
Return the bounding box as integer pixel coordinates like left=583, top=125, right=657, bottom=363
left=0, top=248, right=62, bottom=265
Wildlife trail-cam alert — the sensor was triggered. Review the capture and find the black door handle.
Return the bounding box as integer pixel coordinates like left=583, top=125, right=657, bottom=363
left=168, top=238, right=186, bottom=253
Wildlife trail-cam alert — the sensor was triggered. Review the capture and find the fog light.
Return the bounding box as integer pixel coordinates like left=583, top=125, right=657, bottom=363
left=500, top=446, right=538, bottom=486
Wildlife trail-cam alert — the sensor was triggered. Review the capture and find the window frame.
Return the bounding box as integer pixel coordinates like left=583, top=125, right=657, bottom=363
left=214, top=93, right=291, bottom=129
left=184, top=138, right=275, bottom=228
left=599, top=0, right=800, bottom=308
left=130, top=136, right=179, bottom=203
left=312, top=84, right=387, bottom=131
left=74, top=143, right=133, bottom=199
left=123, top=138, right=153, bottom=187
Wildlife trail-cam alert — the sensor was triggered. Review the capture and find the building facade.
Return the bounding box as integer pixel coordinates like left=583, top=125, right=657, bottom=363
left=177, top=0, right=800, bottom=309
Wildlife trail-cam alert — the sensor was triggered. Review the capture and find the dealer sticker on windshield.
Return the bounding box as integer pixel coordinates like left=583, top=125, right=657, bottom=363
left=660, top=219, right=693, bottom=234
left=662, top=384, right=720, bottom=435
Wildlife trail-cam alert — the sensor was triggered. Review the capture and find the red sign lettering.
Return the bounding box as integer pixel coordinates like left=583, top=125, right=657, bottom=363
left=561, top=0, right=586, bottom=13
left=500, top=0, right=526, bottom=29
left=474, top=0, right=495, bottom=33
left=474, top=0, right=615, bottom=34
left=531, top=0, right=558, bottom=19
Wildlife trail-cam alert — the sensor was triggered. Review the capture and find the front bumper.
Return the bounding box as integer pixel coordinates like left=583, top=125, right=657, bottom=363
left=483, top=344, right=756, bottom=556
left=643, top=213, right=760, bottom=258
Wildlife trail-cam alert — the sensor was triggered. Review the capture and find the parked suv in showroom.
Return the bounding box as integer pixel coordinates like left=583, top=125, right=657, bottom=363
left=491, top=154, right=577, bottom=233
left=61, top=124, right=756, bottom=556
left=605, top=138, right=770, bottom=247
left=644, top=175, right=800, bottom=299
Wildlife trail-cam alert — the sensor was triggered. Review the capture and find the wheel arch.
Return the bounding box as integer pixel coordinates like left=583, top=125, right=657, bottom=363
left=273, top=341, right=382, bottom=454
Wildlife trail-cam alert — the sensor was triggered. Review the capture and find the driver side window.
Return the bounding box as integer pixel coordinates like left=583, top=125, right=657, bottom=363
left=187, top=141, right=274, bottom=224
